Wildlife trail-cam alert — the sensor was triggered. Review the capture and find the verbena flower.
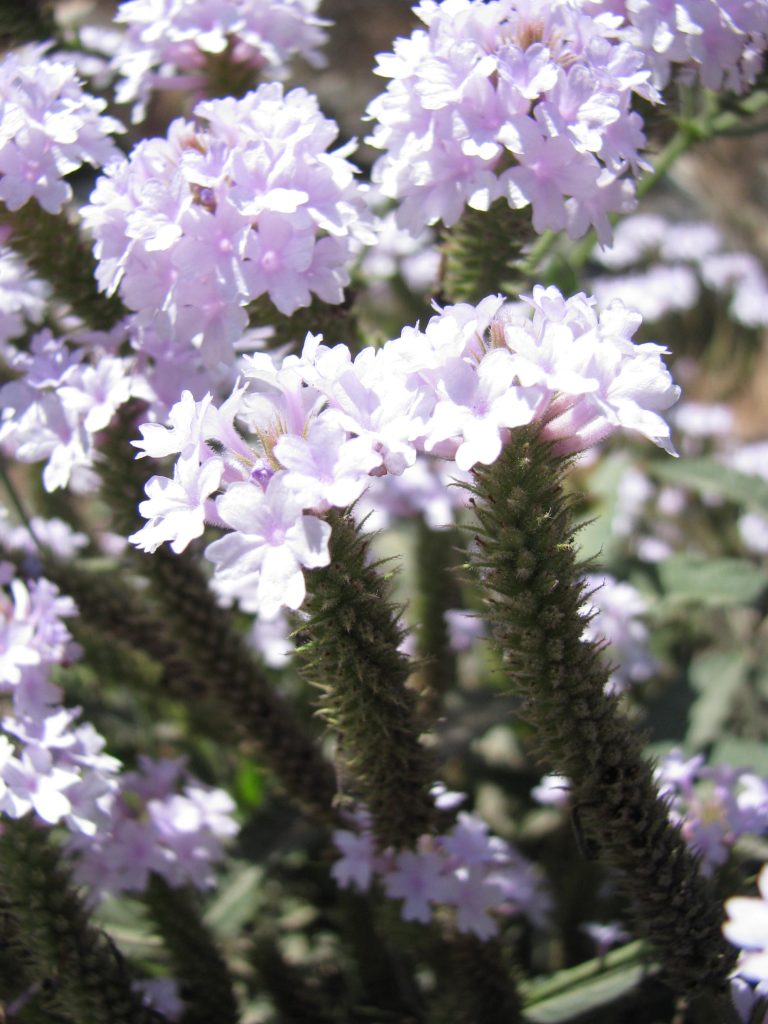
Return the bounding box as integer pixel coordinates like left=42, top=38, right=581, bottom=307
left=0, top=325, right=137, bottom=492
left=131, top=288, right=678, bottom=617
left=0, top=45, right=122, bottom=215
left=590, top=213, right=768, bottom=329
left=332, top=791, right=549, bottom=938
left=83, top=85, right=375, bottom=367
left=585, top=0, right=768, bottom=94
left=725, top=864, right=768, bottom=982
left=657, top=751, right=768, bottom=875
left=581, top=574, right=657, bottom=694
left=0, top=567, right=237, bottom=896
left=365, top=0, right=658, bottom=243
left=111, top=0, right=330, bottom=122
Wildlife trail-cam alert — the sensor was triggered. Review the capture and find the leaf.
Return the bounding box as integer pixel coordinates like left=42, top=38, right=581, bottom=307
left=521, top=941, right=656, bottom=1023
left=711, top=737, right=768, bottom=776
left=204, top=863, right=264, bottom=937
left=574, top=451, right=633, bottom=564
left=235, top=759, right=264, bottom=808
left=657, top=556, right=768, bottom=609
left=686, top=649, right=749, bottom=749
left=649, top=458, right=768, bottom=516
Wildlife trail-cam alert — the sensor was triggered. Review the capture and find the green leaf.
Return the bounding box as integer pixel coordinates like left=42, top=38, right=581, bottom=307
left=574, top=451, right=633, bottom=563
left=521, top=941, right=656, bottom=1023
left=235, top=759, right=264, bottom=808
left=711, top=737, right=768, bottom=776
left=686, top=649, right=749, bottom=749
left=649, top=458, right=768, bottom=516
left=657, top=556, right=768, bottom=609
left=204, top=863, right=264, bottom=937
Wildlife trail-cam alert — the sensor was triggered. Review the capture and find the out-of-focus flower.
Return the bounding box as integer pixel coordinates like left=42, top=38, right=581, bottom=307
left=332, top=792, right=549, bottom=939
left=111, top=0, right=330, bottom=121
left=725, top=865, right=768, bottom=981
left=0, top=45, right=122, bottom=215
left=581, top=574, right=656, bottom=694
left=584, top=0, right=768, bottom=94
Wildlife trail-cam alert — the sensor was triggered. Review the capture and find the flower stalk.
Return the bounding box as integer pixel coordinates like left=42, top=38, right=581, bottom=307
left=467, top=426, right=736, bottom=996
left=299, top=510, right=435, bottom=849
left=0, top=819, right=163, bottom=1024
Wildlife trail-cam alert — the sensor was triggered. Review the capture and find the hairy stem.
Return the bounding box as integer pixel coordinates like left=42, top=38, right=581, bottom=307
left=467, top=427, right=735, bottom=996
left=299, top=510, right=435, bottom=849
left=0, top=820, right=163, bottom=1024
left=145, top=876, right=239, bottom=1024
left=0, top=205, right=125, bottom=329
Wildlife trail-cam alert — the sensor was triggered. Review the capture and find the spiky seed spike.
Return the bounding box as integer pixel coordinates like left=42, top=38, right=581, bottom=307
left=467, top=425, right=736, bottom=997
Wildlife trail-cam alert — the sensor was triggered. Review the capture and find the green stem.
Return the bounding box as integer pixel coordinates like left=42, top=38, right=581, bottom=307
left=0, top=457, right=41, bottom=547
left=467, top=428, right=735, bottom=997
left=413, top=519, right=462, bottom=719
left=439, top=199, right=536, bottom=304
left=145, top=876, right=239, bottom=1024
left=0, top=205, right=125, bottom=329
left=0, top=820, right=163, bottom=1024
left=299, top=510, right=435, bottom=848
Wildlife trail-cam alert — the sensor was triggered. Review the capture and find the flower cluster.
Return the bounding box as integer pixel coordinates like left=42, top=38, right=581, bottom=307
left=588, top=0, right=768, bottom=93
left=725, top=864, right=768, bottom=982
left=365, top=0, right=658, bottom=243
left=590, top=213, right=768, bottom=329
left=67, top=756, right=239, bottom=900
left=0, top=564, right=237, bottom=898
left=332, top=786, right=549, bottom=939
left=83, top=85, right=375, bottom=368
left=656, top=749, right=768, bottom=875
left=0, top=324, right=137, bottom=492
left=581, top=574, right=656, bottom=694
left=0, top=45, right=122, bottom=215
left=130, top=286, right=679, bottom=618
left=0, top=246, right=49, bottom=346
left=111, top=0, right=330, bottom=121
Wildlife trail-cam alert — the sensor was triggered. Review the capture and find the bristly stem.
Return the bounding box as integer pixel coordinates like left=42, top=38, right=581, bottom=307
left=145, top=876, right=239, bottom=1024
left=0, top=819, right=164, bottom=1024
left=0, top=205, right=125, bottom=329
left=466, top=426, right=736, bottom=997
left=298, top=510, right=435, bottom=849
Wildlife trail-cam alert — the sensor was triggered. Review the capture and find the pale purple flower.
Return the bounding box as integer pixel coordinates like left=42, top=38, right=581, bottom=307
left=384, top=846, right=451, bottom=924
left=133, top=979, right=184, bottom=1022
left=130, top=452, right=224, bottom=554
left=83, top=86, right=374, bottom=366
left=581, top=921, right=630, bottom=959
left=588, top=0, right=768, bottom=93
left=581, top=574, right=656, bottom=694
left=448, top=866, right=507, bottom=940
left=725, top=866, right=768, bottom=982
left=112, top=0, right=330, bottom=122
left=444, top=609, right=486, bottom=653
left=0, top=45, right=122, bottom=215
left=205, top=476, right=331, bottom=618
left=731, top=977, right=768, bottom=1024
left=366, top=0, right=657, bottom=242
left=331, top=828, right=378, bottom=892
left=0, top=248, right=49, bottom=347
